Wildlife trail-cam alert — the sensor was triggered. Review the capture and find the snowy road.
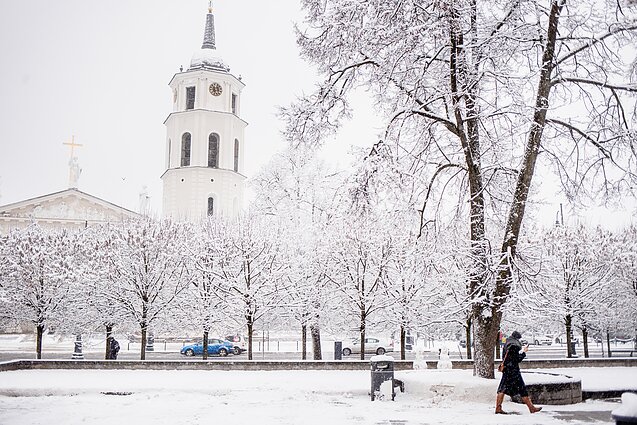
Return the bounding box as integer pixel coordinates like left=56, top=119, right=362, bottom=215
left=0, top=334, right=623, bottom=362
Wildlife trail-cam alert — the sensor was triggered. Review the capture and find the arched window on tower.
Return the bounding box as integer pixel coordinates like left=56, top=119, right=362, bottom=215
left=207, top=197, right=214, bottom=216
left=208, top=133, right=219, bottom=168
left=167, top=138, right=172, bottom=168
left=181, top=133, right=191, bottom=167
left=186, top=86, right=196, bottom=110
left=234, top=139, right=239, bottom=172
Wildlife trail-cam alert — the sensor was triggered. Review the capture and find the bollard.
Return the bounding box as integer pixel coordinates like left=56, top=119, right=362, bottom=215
left=334, top=341, right=342, bottom=360
left=146, top=333, right=155, bottom=352
left=569, top=341, right=577, bottom=357
left=71, top=334, right=84, bottom=360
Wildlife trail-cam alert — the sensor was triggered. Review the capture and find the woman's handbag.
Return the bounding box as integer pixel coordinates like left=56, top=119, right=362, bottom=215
left=497, top=349, right=509, bottom=372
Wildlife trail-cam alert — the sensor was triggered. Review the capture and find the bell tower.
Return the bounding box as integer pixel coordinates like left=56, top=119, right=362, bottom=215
left=161, top=3, right=246, bottom=220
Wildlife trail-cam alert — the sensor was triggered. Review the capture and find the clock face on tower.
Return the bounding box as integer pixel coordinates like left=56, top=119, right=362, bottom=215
left=209, top=83, right=223, bottom=96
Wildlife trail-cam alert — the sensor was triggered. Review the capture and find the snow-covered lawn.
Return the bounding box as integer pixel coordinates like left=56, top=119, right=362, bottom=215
left=0, top=367, right=634, bottom=424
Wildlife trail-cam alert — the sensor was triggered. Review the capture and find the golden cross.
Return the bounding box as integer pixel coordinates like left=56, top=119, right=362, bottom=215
left=63, top=135, right=84, bottom=187
left=63, top=135, right=83, bottom=159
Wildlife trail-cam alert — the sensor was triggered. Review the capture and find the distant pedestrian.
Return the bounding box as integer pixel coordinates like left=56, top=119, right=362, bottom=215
left=107, top=337, right=120, bottom=360
left=495, top=331, right=542, bottom=414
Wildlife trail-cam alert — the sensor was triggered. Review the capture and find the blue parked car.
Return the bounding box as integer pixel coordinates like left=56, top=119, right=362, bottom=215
left=180, top=338, right=234, bottom=357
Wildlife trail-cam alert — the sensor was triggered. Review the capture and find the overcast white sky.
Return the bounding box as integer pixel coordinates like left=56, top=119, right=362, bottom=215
left=0, top=0, right=377, bottom=215
left=0, top=0, right=633, bottom=227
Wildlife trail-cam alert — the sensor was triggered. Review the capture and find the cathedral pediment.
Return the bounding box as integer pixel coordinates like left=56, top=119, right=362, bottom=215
left=0, top=188, right=138, bottom=232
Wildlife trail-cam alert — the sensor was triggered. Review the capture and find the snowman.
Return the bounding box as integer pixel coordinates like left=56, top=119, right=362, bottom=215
left=437, top=346, right=453, bottom=369
left=413, top=342, right=428, bottom=370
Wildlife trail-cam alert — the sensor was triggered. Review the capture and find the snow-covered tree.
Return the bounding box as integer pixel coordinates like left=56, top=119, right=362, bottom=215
left=284, top=0, right=637, bottom=377
left=78, top=225, right=134, bottom=358
left=517, top=224, right=614, bottom=357
left=381, top=226, right=442, bottom=359
left=102, top=219, right=190, bottom=360
left=325, top=210, right=393, bottom=359
left=50, top=226, right=120, bottom=358
left=612, top=225, right=637, bottom=343
left=181, top=219, right=229, bottom=359
left=251, top=146, right=341, bottom=359
left=202, top=213, right=285, bottom=360
left=0, top=225, right=76, bottom=358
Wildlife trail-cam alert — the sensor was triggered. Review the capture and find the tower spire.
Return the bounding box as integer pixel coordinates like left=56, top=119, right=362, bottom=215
left=202, top=1, right=216, bottom=50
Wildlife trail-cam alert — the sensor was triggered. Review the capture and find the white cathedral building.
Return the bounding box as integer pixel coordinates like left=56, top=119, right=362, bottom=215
left=161, top=6, right=246, bottom=221
left=0, top=6, right=245, bottom=232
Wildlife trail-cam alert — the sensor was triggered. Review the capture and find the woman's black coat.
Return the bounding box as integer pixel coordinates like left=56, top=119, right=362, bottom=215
left=497, top=337, right=528, bottom=397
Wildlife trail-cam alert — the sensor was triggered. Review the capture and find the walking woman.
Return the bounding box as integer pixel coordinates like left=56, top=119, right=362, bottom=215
left=495, top=331, right=542, bottom=414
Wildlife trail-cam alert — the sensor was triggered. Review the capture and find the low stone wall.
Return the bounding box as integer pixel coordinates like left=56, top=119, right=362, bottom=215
left=0, top=359, right=415, bottom=372
left=583, top=390, right=637, bottom=400
left=521, top=358, right=637, bottom=369
left=1, top=357, right=635, bottom=373
left=426, top=358, right=637, bottom=370
left=523, top=380, right=583, bottom=405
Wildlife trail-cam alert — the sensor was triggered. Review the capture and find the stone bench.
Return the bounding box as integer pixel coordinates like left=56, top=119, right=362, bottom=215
left=515, top=371, right=582, bottom=405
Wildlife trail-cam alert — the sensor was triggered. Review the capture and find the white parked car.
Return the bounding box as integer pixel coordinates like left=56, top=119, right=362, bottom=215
left=342, top=337, right=393, bottom=356
left=224, top=334, right=247, bottom=355
left=531, top=335, right=554, bottom=346
left=555, top=334, right=581, bottom=345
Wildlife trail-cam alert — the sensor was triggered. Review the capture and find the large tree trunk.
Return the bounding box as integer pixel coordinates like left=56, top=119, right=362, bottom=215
left=202, top=330, right=209, bottom=360
left=565, top=314, right=574, bottom=358
left=400, top=325, right=406, bottom=360
left=35, top=323, right=44, bottom=359
left=359, top=311, right=366, bottom=360
left=582, top=326, right=589, bottom=358
left=311, top=324, right=322, bottom=360
left=105, top=324, right=113, bottom=360
left=140, top=323, right=147, bottom=361
left=472, top=314, right=501, bottom=377
left=301, top=324, right=307, bottom=360
left=465, top=318, right=472, bottom=360
left=495, top=331, right=501, bottom=360
left=475, top=0, right=565, bottom=379
left=140, top=300, right=149, bottom=360
left=247, top=320, right=254, bottom=360
left=449, top=1, right=492, bottom=377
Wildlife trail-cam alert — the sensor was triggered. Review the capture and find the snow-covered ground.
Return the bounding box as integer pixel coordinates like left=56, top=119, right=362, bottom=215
left=0, top=367, right=635, bottom=424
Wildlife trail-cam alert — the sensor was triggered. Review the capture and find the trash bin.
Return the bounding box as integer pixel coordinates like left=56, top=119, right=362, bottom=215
left=334, top=341, right=342, bottom=360
left=370, top=356, right=394, bottom=401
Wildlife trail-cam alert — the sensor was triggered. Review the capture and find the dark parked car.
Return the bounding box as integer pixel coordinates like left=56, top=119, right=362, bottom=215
left=180, top=338, right=234, bottom=357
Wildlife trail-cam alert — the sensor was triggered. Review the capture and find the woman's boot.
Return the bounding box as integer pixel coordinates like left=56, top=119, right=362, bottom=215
left=495, top=393, right=506, bottom=414
left=521, top=396, right=542, bottom=413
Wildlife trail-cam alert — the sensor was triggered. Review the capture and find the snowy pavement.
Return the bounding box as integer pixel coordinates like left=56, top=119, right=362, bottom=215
left=0, top=368, right=635, bottom=424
